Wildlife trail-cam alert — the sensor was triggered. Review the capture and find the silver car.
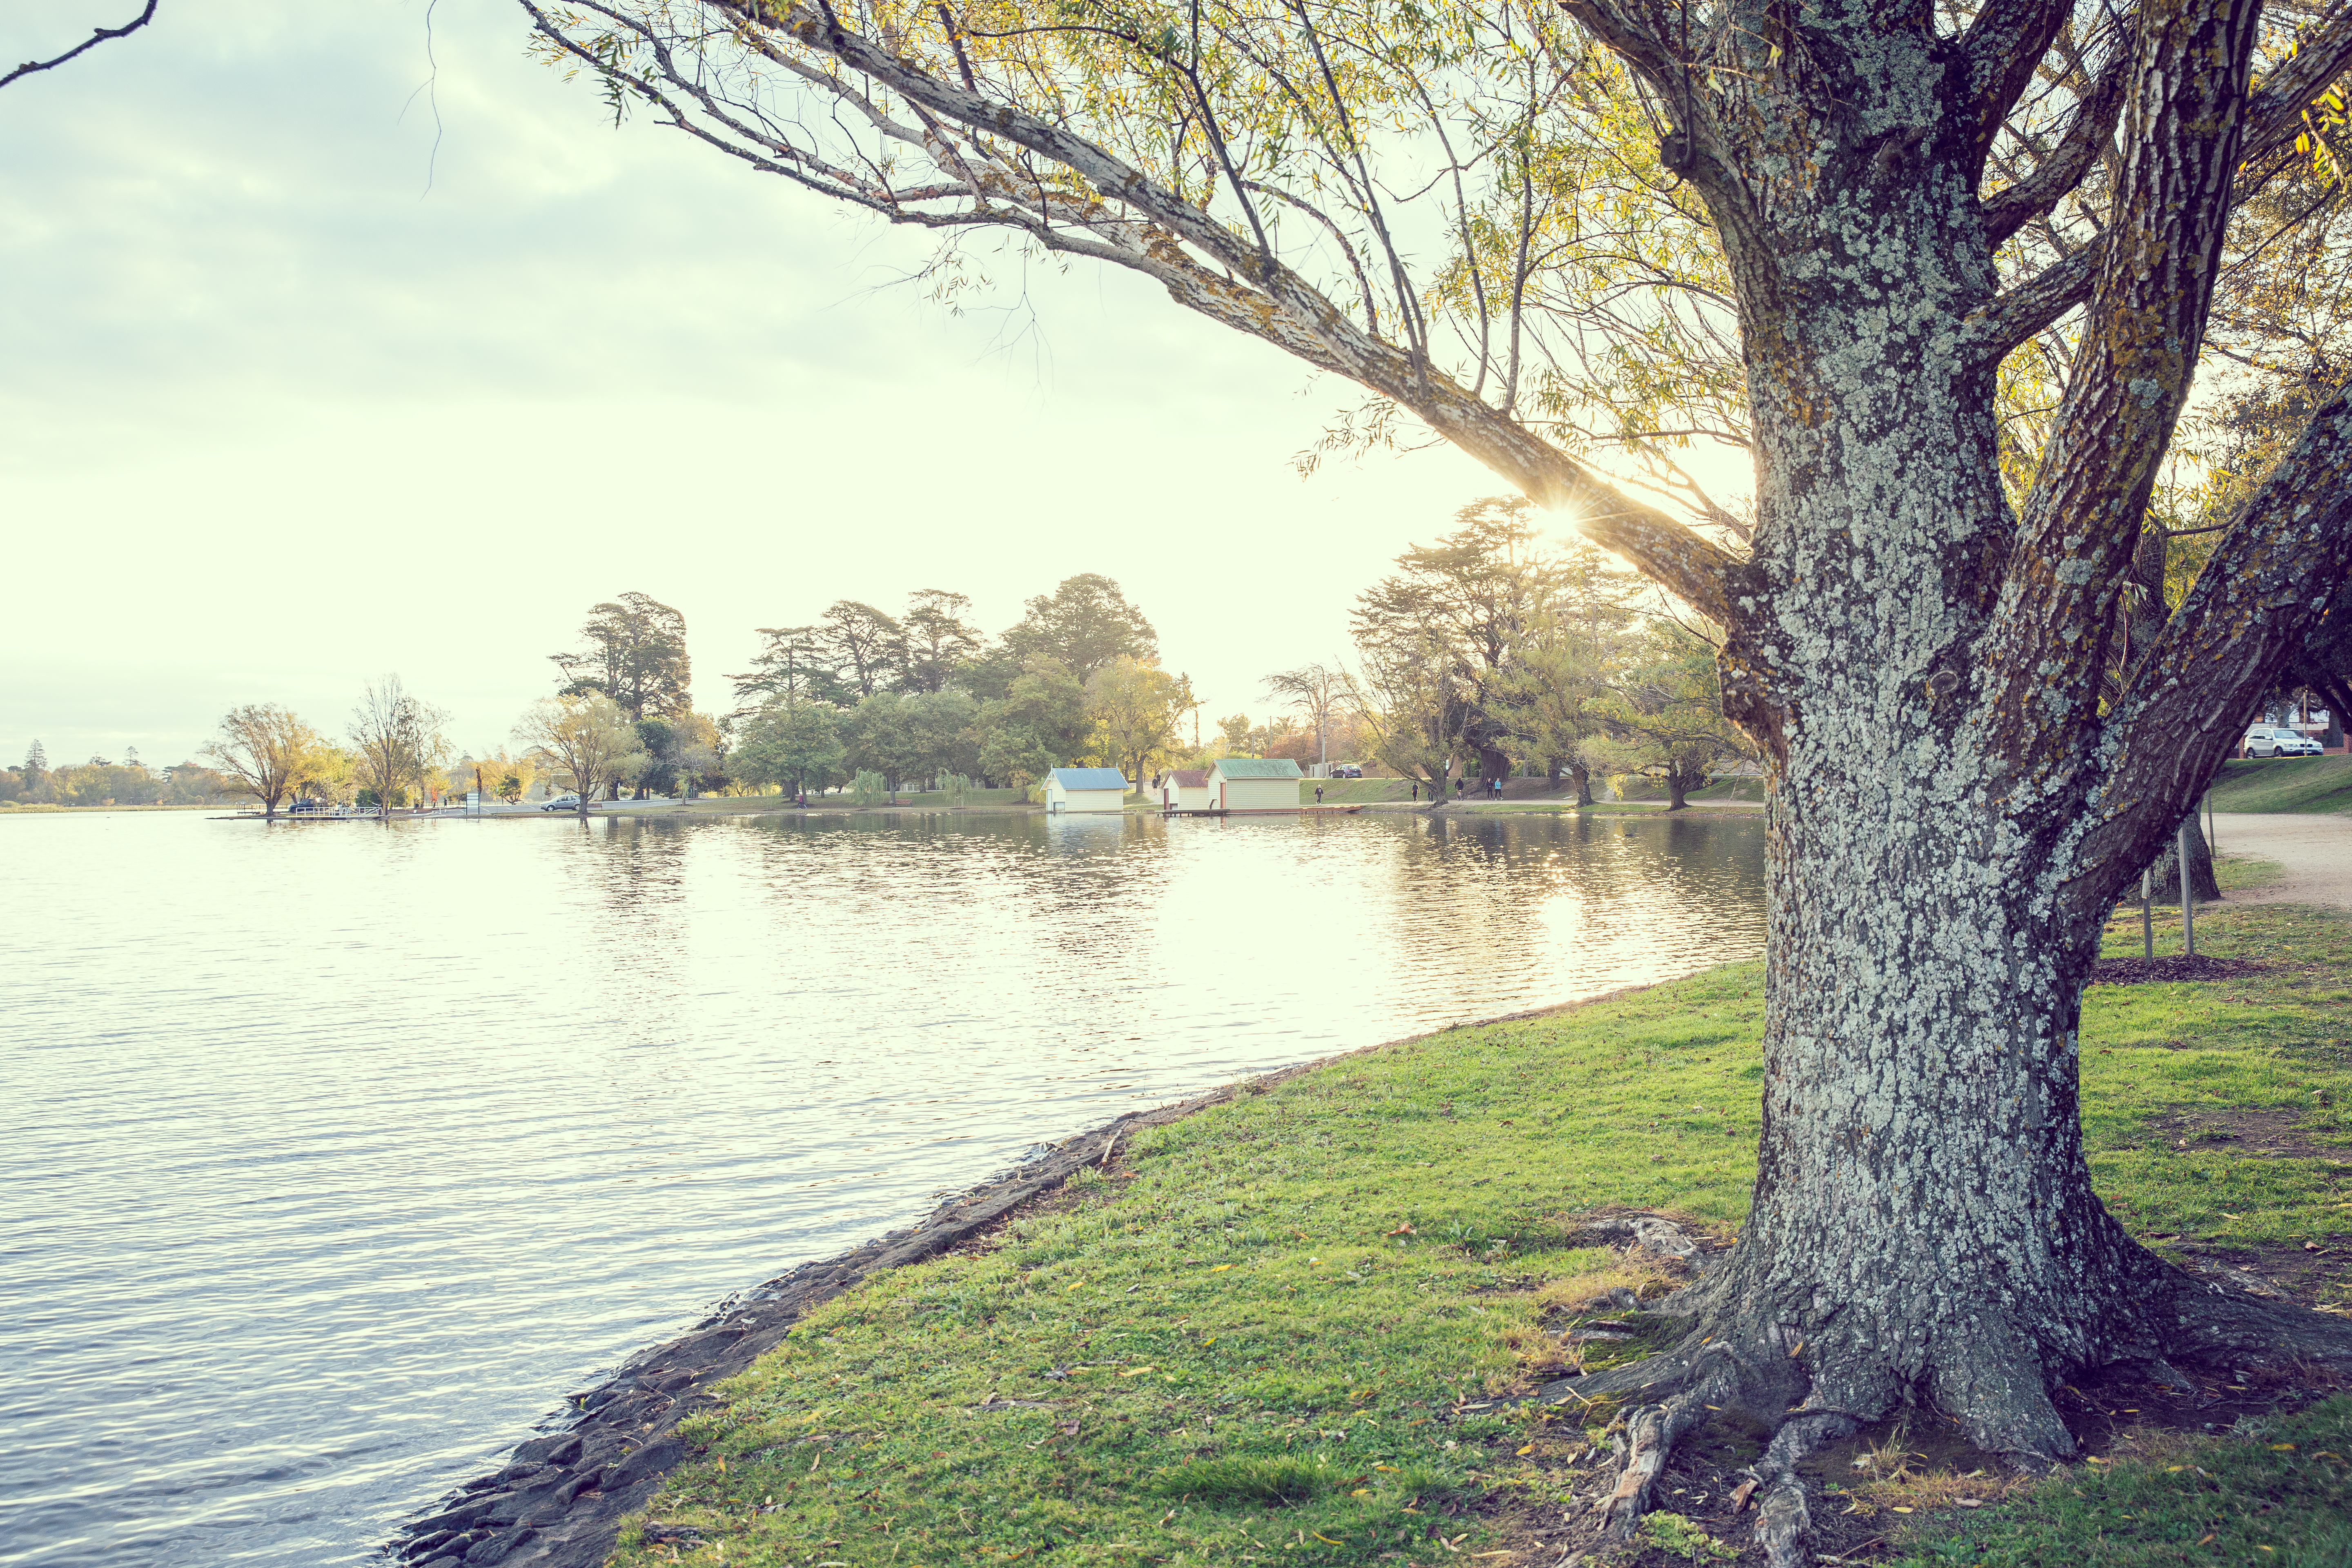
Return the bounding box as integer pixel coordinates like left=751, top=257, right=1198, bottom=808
left=2244, top=726, right=2324, bottom=758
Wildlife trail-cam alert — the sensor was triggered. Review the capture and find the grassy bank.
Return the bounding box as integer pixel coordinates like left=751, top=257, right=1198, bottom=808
left=1294, top=778, right=1764, bottom=810
left=2207, top=754, right=2352, bottom=814
left=605, top=898, right=2352, bottom=1568
left=636, top=788, right=1032, bottom=814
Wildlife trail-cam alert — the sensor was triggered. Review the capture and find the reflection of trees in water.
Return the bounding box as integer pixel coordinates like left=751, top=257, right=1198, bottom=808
left=542, top=819, right=702, bottom=1056
left=720, top=812, right=1171, bottom=1062
left=728, top=813, right=1168, bottom=969
left=577, top=812, right=1760, bottom=1047
left=1379, top=813, right=1768, bottom=1017
left=583, top=817, right=695, bottom=921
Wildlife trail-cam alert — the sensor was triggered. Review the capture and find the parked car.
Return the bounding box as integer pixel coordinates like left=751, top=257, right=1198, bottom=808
left=1328, top=763, right=1364, bottom=779
left=540, top=793, right=583, bottom=811
left=2244, top=726, right=2324, bottom=758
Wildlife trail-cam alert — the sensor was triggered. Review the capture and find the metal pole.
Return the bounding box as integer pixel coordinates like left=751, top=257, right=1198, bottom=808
left=2178, top=816, right=2197, bottom=959
left=2142, top=866, right=2154, bottom=963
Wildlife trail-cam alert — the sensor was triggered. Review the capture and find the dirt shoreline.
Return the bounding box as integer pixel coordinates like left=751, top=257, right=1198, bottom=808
left=379, top=990, right=1637, bottom=1568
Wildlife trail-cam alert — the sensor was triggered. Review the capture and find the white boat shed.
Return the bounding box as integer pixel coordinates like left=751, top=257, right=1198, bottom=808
left=1205, top=756, right=1305, bottom=811
left=1156, top=768, right=1211, bottom=811
left=1044, top=767, right=1129, bottom=813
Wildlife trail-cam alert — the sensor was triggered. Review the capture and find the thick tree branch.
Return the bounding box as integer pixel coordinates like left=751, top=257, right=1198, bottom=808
left=1966, top=238, right=2102, bottom=362
left=1962, top=0, right=2074, bottom=177
left=1979, top=47, right=2129, bottom=247
left=1, top=0, right=159, bottom=91
left=2239, top=13, right=2352, bottom=169
left=1977, top=0, right=2261, bottom=792
left=2064, top=381, right=2352, bottom=918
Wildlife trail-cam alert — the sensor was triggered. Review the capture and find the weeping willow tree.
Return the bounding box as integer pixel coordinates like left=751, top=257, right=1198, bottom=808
left=517, top=0, right=2352, bottom=1556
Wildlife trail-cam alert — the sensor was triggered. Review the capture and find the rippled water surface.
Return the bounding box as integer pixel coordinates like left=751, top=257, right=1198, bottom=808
left=1, top=807, right=1765, bottom=1566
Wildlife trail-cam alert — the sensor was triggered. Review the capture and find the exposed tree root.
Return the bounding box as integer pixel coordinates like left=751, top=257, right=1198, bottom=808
left=1744, top=1411, right=1853, bottom=1568
left=1537, top=1218, right=2352, bottom=1566
left=1595, top=1359, right=1739, bottom=1538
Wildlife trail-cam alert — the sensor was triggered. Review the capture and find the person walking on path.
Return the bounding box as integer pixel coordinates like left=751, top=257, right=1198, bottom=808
left=1315, top=784, right=1324, bottom=805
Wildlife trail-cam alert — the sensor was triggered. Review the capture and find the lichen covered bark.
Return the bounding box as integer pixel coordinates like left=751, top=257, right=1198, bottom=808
left=1590, top=0, right=2351, bottom=1479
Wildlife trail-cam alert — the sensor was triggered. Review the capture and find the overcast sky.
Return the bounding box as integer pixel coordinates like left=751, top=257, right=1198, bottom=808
left=1, top=0, right=1597, bottom=768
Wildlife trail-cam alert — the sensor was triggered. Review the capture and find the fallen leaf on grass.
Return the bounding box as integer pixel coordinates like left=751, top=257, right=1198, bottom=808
left=1120, top=1366, right=1157, bottom=1377
left=1209, top=1264, right=1233, bottom=1273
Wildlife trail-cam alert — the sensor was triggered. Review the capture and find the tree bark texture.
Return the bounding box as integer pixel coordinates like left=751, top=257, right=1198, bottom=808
left=1547, top=0, right=2352, bottom=1485
left=2144, top=815, right=2222, bottom=904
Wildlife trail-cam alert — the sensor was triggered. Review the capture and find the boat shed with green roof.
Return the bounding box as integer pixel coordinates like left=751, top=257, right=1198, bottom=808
left=1205, top=756, right=1304, bottom=812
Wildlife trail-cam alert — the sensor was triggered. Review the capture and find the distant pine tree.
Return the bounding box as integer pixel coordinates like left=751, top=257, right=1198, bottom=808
left=23, top=739, right=45, bottom=773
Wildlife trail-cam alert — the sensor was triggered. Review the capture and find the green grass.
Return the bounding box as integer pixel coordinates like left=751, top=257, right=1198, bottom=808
left=2214, top=855, right=2289, bottom=893
left=659, top=788, right=1030, bottom=812
left=1296, top=778, right=1417, bottom=804
left=609, top=900, right=2352, bottom=1567
left=1889, top=1397, right=2352, bottom=1567
left=2207, top=754, right=2352, bottom=814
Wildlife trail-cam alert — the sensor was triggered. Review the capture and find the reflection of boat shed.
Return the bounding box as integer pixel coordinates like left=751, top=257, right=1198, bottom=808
left=1044, top=767, right=1129, bottom=814
left=1156, top=768, right=1210, bottom=812
left=1206, top=756, right=1305, bottom=812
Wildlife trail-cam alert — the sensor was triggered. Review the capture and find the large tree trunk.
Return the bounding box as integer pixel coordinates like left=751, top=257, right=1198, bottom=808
left=2145, top=814, right=2223, bottom=904
left=1569, top=759, right=1595, bottom=808
left=1549, top=15, right=2352, bottom=1542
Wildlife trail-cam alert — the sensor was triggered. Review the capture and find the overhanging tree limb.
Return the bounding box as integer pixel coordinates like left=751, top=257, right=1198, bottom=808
left=526, top=0, right=1754, bottom=626
left=0, top=0, right=160, bottom=92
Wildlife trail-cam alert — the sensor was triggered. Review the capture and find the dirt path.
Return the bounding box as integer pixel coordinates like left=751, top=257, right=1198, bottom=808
left=2212, top=811, right=2352, bottom=908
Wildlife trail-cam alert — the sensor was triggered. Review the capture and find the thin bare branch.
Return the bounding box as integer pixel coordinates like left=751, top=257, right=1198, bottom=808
left=2, top=0, right=160, bottom=91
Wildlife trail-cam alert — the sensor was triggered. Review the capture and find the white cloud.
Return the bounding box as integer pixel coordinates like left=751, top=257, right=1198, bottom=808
left=1, top=0, right=1498, bottom=768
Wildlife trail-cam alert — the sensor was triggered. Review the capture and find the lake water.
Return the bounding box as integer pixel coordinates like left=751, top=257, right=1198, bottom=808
left=0, top=806, right=1766, bottom=1567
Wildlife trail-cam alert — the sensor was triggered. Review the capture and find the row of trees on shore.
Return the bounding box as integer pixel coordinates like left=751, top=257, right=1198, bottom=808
left=0, top=742, right=233, bottom=809
left=1341, top=499, right=1751, bottom=806
left=4, top=535, right=1756, bottom=814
